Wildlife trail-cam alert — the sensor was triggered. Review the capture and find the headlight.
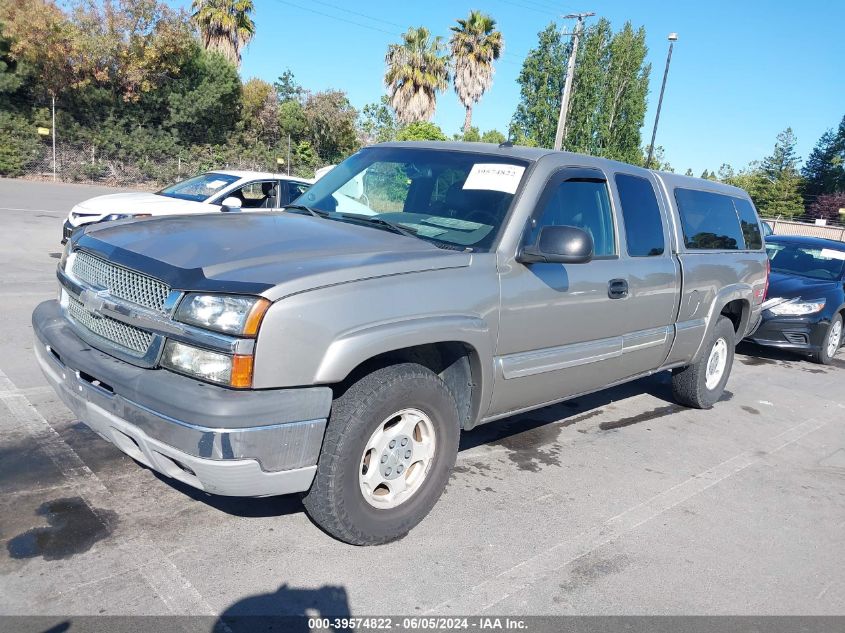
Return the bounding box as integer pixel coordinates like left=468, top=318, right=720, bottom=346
left=174, top=294, right=270, bottom=336
left=160, top=340, right=253, bottom=388
left=59, top=241, right=72, bottom=270
left=100, top=213, right=151, bottom=223
left=767, top=298, right=826, bottom=316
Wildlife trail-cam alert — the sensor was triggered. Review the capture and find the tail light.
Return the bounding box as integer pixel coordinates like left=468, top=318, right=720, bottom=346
left=764, top=257, right=771, bottom=301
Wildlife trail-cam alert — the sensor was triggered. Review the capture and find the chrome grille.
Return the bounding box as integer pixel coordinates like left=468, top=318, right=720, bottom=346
left=72, top=251, right=170, bottom=312
left=67, top=295, right=153, bottom=356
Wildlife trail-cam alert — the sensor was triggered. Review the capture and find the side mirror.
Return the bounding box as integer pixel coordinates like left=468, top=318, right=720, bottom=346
left=221, top=197, right=243, bottom=212
left=517, top=225, right=594, bottom=264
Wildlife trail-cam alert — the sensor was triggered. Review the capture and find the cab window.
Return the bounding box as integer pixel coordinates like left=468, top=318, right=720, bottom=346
left=615, top=173, right=665, bottom=257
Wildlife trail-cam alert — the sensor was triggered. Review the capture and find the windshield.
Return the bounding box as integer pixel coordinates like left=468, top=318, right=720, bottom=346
left=767, top=242, right=845, bottom=280
left=292, top=147, right=529, bottom=251
left=157, top=173, right=240, bottom=202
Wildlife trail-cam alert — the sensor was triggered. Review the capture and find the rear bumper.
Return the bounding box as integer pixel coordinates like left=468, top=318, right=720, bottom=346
left=745, top=315, right=827, bottom=352
left=33, top=299, right=332, bottom=497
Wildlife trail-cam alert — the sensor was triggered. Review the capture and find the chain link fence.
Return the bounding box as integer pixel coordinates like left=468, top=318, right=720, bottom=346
left=16, top=137, right=310, bottom=188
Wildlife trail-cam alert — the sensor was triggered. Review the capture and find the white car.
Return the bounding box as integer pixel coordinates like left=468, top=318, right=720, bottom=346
left=62, top=170, right=313, bottom=242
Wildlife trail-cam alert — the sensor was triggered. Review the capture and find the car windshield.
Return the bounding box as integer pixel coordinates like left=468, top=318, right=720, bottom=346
left=766, top=242, right=845, bottom=280
left=157, top=173, right=240, bottom=202
left=291, top=147, right=530, bottom=251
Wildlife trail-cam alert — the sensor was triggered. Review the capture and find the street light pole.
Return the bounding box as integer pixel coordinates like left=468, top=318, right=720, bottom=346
left=646, top=32, right=678, bottom=169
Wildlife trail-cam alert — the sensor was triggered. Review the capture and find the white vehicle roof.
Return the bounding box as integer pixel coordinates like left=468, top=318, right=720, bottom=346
left=209, top=169, right=314, bottom=183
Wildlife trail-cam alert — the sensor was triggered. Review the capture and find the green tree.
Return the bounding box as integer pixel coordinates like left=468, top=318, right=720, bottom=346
left=73, top=0, right=195, bottom=102
left=167, top=48, right=241, bottom=145
left=191, top=0, right=255, bottom=67
left=449, top=10, right=503, bottom=134
left=395, top=121, right=447, bottom=141
left=481, top=128, right=506, bottom=144
left=802, top=115, right=845, bottom=197
left=303, top=89, right=359, bottom=165
left=274, top=68, right=303, bottom=103
left=358, top=95, right=397, bottom=144
left=510, top=23, right=567, bottom=148
left=0, top=111, right=41, bottom=175
left=241, top=78, right=278, bottom=146
left=0, top=0, right=87, bottom=100
left=757, top=128, right=804, bottom=218
left=385, top=26, right=450, bottom=125
left=566, top=19, right=650, bottom=163
left=278, top=99, right=307, bottom=143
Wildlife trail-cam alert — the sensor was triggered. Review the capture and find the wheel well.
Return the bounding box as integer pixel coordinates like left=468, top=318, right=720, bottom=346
left=333, top=342, right=478, bottom=429
left=720, top=299, right=749, bottom=335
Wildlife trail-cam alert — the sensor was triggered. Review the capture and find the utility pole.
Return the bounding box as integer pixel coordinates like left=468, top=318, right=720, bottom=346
left=51, top=94, right=57, bottom=181
left=553, top=12, right=594, bottom=152
left=646, top=33, right=678, bottom=169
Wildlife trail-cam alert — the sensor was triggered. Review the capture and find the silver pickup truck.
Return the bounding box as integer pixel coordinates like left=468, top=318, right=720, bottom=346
left=33, top=142, right=768, bottom=544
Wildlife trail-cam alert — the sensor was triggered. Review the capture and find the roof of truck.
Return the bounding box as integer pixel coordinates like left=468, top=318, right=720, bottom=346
left=373, top=142, right=748, bottom=191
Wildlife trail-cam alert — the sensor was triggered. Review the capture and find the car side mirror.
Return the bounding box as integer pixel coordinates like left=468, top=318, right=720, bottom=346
left=221, top=197, right=242, bottom=212
left=517, top=225, right=594, bottom=264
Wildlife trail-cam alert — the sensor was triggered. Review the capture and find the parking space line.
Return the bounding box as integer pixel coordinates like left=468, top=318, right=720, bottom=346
left=426, top=416, right=829, bottom=614
left=0, top=368, right=218, bottom=616
left=0, top=207, right=65, bottom=213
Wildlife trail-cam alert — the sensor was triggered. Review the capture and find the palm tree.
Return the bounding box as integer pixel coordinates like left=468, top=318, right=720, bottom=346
left=449, top=11, right=503, bottom=134
left=192, top=0, right=256, bottom=67
left=384, top=27, right=450, bottom=125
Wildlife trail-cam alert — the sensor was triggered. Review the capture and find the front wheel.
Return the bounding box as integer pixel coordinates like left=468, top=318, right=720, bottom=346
left=812, top=314, right=842, bottom=365
left=302, top=363, right=460, bottom=545
left=672, top=316, right=736, bottom=409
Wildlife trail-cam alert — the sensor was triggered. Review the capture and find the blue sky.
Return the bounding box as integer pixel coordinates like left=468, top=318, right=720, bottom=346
left=236, top=0, right=845, bottom=174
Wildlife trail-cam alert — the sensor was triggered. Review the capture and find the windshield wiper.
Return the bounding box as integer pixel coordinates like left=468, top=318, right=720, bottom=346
left=282, top=204, right=329, bottom=218
left=337, top=214, right=419, bottom=239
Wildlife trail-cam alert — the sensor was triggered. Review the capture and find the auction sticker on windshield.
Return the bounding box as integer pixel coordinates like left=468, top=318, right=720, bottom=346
left=463, top=163, right=526, bottom=194
left=820, top=248, right=845, bottom=260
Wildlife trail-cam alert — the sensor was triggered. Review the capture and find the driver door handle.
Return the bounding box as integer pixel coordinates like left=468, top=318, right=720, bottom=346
left=608, top=278, right=628, bottom=299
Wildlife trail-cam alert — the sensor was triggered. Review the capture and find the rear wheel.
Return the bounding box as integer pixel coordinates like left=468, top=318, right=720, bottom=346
left=811, top=314, right=842, bottom=365
left=302, top=363, right=459, bottom=545
left=672, top=316, right=736, bottom=409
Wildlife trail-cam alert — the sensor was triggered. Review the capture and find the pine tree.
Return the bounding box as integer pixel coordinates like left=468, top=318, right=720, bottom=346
left=757, top=128, right=804, bottom=218
left=801, top=115, right=845, bottom=197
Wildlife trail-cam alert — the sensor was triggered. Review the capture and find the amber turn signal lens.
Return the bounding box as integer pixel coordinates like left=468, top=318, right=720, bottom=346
left=230, top=354, right=254, bottom=389
left=243, top=298, right=271, bottom=337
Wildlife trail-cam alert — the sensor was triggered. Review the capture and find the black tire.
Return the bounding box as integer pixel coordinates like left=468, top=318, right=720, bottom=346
left=811, top=314, right=843, bottom=365
left=302, top=363, right=460, bottom=545
left=672, top=316, right=736, bottom=409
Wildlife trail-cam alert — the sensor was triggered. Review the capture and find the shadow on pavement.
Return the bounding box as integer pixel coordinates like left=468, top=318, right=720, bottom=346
left=215, top=583, right=351, bottom=633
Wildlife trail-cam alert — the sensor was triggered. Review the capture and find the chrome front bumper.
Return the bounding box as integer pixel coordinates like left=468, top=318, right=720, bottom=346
left=33, top=300, right=332, bottom=497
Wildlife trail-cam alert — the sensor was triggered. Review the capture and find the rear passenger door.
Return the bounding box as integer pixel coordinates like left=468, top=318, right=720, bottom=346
left=610, top=172, right=681, bottom=378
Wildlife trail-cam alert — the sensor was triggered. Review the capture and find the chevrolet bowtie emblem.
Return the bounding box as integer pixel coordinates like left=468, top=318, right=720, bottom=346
left=80, top=288, right=109, bottom=313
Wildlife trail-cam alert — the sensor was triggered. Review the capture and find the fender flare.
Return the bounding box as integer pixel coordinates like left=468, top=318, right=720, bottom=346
left=691, top=284, right=752, bottom=362
left=314, top=315, right=495, bottom=427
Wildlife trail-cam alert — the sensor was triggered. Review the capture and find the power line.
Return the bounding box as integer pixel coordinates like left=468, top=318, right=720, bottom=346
left=271, top=0, right=397, bottom=36
left=309, top=0, right=406, bottom=30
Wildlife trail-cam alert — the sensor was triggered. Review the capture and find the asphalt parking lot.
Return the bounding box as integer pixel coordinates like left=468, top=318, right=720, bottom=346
left=0, top=177, right=843, bottom=618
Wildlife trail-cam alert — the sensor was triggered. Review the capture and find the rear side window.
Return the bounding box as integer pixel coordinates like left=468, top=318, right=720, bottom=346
left=615, top=174, right=665, bottom=257
left=732, top=197, right=763, bottom=249
left=675, top=188, right=745, bottom=250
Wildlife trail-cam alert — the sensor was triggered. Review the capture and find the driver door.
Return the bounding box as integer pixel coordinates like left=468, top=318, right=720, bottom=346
left=490, top=167, right=633, bottom=416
